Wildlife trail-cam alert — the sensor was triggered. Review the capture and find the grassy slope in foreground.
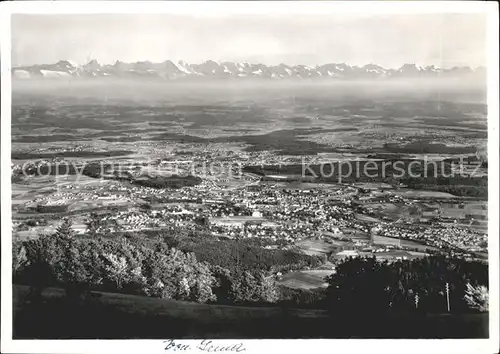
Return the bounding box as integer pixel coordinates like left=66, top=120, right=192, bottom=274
left=13, top=285, right=488, bottom=339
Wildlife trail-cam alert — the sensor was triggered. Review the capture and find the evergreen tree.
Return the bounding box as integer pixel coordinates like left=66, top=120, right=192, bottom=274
left=464, top=283, right=489, bottom=312
left=55, top=218, right=75, bottom=238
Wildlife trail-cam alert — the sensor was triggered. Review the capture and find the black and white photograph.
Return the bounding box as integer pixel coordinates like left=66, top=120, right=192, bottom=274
left=1, top=2, right=499, bottom=353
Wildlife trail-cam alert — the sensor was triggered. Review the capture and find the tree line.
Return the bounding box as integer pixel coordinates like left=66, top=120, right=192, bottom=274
left=325, top=256, right=488, bottom=315
left=12, top=219, right=489, bottom=314
left=13, top=219, right=282, bottom=305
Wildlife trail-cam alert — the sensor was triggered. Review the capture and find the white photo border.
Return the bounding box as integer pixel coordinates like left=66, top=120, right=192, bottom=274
left=1, top=2, right=498, bottom=354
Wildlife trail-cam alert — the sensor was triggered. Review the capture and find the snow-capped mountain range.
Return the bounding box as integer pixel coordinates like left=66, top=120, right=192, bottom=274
left=12, top=59, right=485, bottom=81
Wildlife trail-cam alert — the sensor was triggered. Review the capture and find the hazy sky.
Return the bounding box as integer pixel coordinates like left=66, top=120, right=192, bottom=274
left=12, top=13, right=487, bottom=68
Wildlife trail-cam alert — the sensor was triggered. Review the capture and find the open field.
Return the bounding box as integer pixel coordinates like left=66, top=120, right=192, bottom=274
left=296, top=239, right=338, bottom=256
left=392, top=189, right=458, bottom=199
left=372, top=234, right=438, bottom=251
left=279, top=239, right=337, bottom=289
left=277, top=269, right=334, bottom=290
left=15, top=226, right=57, bottom=241
left=440, top=202, right=488, bottom=219
left=356, top=213, right=381, bottom=223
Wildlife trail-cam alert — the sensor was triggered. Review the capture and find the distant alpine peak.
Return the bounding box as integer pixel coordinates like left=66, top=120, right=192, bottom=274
left=83, top=59, right=100, bottom=68
left=57, top=60, right=77, bottom=67
left=12, top=59, right=485, bottom=81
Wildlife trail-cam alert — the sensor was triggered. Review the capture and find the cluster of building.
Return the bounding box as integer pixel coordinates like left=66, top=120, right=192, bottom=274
left=12, top=145, right=488, bottom=263
left=90, top=208, right=198, bottom=233
left=374, top=222, right=487, bottom=253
